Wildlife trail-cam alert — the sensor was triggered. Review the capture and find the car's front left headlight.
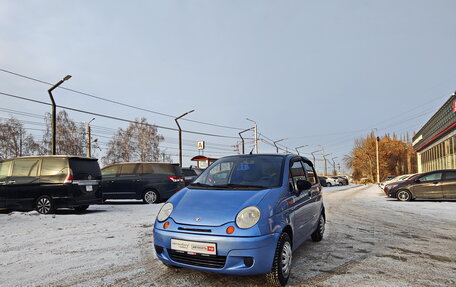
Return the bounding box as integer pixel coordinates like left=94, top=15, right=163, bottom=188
left=157, top=202, right=174, bottom=222
left=236, top=206, right=261, bottom=229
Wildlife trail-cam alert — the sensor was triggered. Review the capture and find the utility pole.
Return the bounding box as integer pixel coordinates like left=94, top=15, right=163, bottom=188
left=295, top=145, right=308, bottom=155
left=238, top=127, right=253, bottom=154
left=322, top=151, right=332, bottom=176
left=273, top=138, right=287, bottom=153
left=87, top=118, right=95, bottom=157
left=375, top=128, right=380, bottom=183
left=175, top=110, right=195, bottom=167
left=48, top=75, right=72, bottom=155
left=246, top=118, right=258, bottom=153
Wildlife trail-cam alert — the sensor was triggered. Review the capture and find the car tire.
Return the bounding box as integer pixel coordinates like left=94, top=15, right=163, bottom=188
left=326, top=182, right=332, bottom=187
left=266, top=232, right=292, bottom=286
left=311, top=214, right=325, bottom=242
left=397, top=190, right=412, bottom=201
left=74, top=205, right=89, bottom=212
left=143, top=190, right=159, bottom=204
left=36, top=195, right=55, bottom=214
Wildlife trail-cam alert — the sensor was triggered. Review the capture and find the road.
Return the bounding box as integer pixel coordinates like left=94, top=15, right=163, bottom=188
left=1, top=185, right=455, bottom=287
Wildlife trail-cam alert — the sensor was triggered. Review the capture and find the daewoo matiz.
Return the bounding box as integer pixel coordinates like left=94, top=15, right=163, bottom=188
left=153, top=154, right=325, bottom=286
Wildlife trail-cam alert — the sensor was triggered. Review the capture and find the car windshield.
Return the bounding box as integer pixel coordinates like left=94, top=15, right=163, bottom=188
left=189, top=155, right=284, bottom=189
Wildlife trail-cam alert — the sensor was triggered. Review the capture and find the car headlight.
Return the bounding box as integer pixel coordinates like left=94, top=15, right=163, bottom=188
left=157, top=203, right=174, bottom=222
left=236, top=206, right=261, bottom=229
left=388, top=184, right=398, bottom=189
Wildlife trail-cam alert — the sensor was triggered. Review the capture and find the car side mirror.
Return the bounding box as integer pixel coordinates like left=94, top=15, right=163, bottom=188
left=414, top=179, right=420, bottom=183
left=296, top=179, right=312, bottom=191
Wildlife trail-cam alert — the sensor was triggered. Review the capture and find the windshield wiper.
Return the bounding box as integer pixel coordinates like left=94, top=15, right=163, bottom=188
left=188, top=182, right=214, bottom=188
left=214, top=183, right=268, bottom=189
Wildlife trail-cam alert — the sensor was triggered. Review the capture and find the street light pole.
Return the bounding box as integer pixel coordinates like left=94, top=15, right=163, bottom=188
left=295, top=145, right=308, bottom=155
left=48, top=75, right=72, bottom=155
left=273, top=138, right=287, bottom=153
left=175, top=110, right=195, bottom=167
left=311, top=149, right=322, bottom=168
left=322, top=153, right=331, bottom=176
left=87, top=118, right=95, bottom=158
left=331, top=156, right=338, bottom=175
left=375, top=128, right=380, bottom=183
left=246, top=118, right=258, bottom=153
left=238, top=127, right=254, bottom=154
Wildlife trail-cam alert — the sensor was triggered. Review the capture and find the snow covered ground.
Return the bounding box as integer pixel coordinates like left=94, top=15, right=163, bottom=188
left=1, top=185, right=455, bottom=287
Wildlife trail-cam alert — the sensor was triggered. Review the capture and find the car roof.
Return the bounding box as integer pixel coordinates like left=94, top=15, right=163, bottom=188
left=0, top=155, right=97, bottom=162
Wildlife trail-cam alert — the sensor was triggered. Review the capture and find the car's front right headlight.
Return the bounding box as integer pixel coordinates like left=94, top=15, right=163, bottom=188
left=157, top=202, right=174, bottom=222
left=236, top=206, right=261, bottom=229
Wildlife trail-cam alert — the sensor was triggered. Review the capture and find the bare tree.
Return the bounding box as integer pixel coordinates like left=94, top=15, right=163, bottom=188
left=102, top=118, right=170, bottom=165
left=0, top=117, right=40, bottom=159
left=41, top=110, right=96, bottom=156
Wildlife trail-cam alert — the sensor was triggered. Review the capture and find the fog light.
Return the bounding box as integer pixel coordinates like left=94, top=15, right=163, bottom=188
left=155, top=245, right=164, bottom=254
left=226, top=226, right=235, bottom=234
left=164, top=221, right=170, bottom=229
left=244, top=257, right=254, bottom=267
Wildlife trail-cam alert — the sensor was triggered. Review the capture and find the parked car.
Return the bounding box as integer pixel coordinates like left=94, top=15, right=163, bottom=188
left=383, top=174, right=415, bottom=194
left=153, top=154, right=325, bottom=286
left=318, top=176, right=327, bottom=187
left=386, top=169, right=456, bottom=201
left=321, top=176, right=338, bottom=187
left=0, top=156, right=102, bottom=214
left=336, top=176, right=349, bottom=185
left=101, top=162, right=184, bottom=204
left=181, top=167, right=203, bottom=186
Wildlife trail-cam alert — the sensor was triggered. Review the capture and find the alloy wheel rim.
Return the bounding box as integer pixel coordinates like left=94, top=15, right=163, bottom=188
left=281, top=241, right=292, bottom=277
left=319, top=216, right=325, bottom=234
left=145, top=191, right=156, bottom=203
left=398, top=191, right=409, bottom=201
left=37, top=198, right=51, bottom=214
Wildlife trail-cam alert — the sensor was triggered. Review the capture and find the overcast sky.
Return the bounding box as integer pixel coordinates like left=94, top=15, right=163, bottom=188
left=1, top=0, right=455, bottom=172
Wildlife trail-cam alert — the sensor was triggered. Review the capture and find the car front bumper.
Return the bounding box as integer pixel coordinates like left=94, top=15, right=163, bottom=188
left=153, top=228, right=280, bottom=275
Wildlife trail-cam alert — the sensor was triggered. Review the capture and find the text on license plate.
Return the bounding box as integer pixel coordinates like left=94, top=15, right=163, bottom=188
left=86, top=185, right=93, bottom=192
left=171, top=239, right=216, bottom=255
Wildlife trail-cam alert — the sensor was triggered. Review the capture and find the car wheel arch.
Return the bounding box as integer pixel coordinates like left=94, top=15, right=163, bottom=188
left=282, top=225, right=293, bottom=248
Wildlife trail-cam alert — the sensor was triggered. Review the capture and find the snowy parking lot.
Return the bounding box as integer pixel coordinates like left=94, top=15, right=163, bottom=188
left=1, top=184, right=455, bottom=287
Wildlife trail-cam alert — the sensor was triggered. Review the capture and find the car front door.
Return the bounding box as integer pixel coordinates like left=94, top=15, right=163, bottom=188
left=288, top=158, right=314, bottom=246
left=441, top=171, right=456, bottom=199
left=303, top=161, right=322, bottom=228
left=410, top=172, right=443, bottom=199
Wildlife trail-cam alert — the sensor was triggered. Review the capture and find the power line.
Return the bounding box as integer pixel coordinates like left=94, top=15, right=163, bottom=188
left=0, top=68, right=246, bottom=131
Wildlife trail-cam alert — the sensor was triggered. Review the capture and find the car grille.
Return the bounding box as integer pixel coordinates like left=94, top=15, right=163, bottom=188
left=168, top=249, right=226, bottom=269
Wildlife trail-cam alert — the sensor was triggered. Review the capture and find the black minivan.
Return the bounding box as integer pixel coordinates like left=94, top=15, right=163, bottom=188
left=101, top=162, right=185, bottom=204
left=0, top=156, right=102, bottom=214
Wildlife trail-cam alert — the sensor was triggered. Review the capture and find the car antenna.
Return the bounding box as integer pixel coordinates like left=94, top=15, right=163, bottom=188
left=249, top=147, right=254, bottom=155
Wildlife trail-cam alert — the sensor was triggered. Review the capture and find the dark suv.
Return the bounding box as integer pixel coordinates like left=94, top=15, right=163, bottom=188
left=0, top=156, right=102, bottom=214
left=101, top=162, right=185, bottom=204
left=387, top=169, right=456, bottom=201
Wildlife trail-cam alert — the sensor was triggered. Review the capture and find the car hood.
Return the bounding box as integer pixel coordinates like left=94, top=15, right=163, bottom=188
left=169, top=187, right=271, bottom=226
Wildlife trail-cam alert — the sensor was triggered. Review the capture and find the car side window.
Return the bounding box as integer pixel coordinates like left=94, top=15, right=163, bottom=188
left=41, top=158, right=68, bottom=177
left=419, top=172, right=442, bottom=182
left=289, top=160, right=307, bottom=192
left=444, top=171, right=456, bottom=180
left=12, top=159, right=40, bottom=177
left=0, top=161, right=12, bottom=179
left=303, top=162, right=317, bottom=185
left=119, top=164, right=139, bottom=176
left=102, top=165, right=119, bottom=177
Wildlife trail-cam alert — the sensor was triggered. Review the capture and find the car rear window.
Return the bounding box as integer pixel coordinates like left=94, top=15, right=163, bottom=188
left=141, top=163, right=178, bottom=176
left=69, top=158, right=101, bottom=180
left=182, top=169, right=197, bottom=177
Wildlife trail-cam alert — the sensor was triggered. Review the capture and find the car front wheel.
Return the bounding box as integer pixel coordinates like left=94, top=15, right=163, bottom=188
left=36, top=196, right=55, bottom=214
left=326, top=182, right=332, bottom=187
left=397, top=190, right=412, bottom=201
left=266, top=232, right=292, bottom=286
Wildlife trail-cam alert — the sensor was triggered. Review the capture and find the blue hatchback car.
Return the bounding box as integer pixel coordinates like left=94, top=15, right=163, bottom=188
left=153, top=154, right=325, bottom=286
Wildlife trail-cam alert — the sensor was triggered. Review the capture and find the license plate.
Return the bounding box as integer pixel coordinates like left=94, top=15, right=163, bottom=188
left=171, top=239, right=216, bottom=255
left=86, top=185, right=93, bottom=192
